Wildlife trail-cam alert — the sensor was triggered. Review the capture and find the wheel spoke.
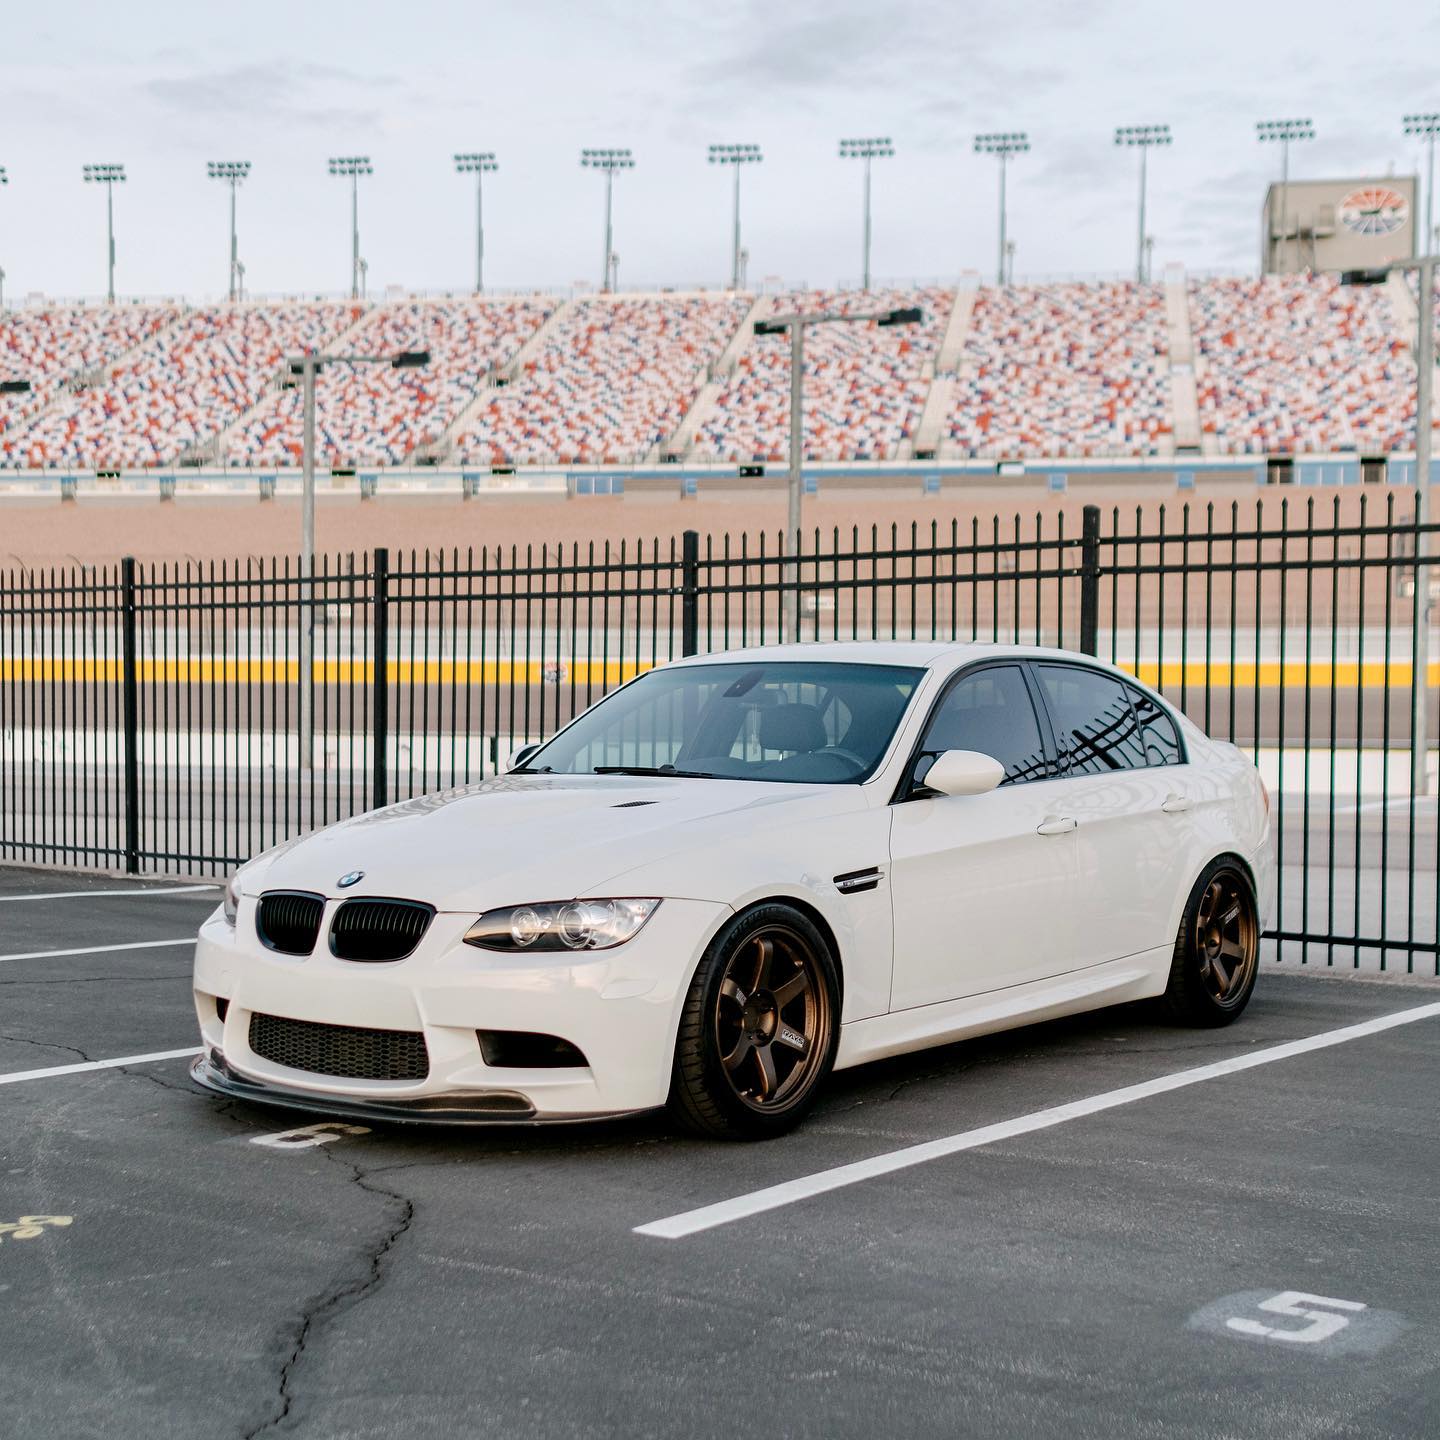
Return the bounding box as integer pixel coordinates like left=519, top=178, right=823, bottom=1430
left=772, top=967, right=811, bottom=1009
left=719, top=978, right=748, bottom=1007
left=753, top=1042, right=778, bottom=1099
left=722, top=1032, right=754, bottom=1073
left=1211, top=957, right=1231, bottom=995
left=1197, top=881, right=1220, bottom=929
left=1219, top=937, right=1246, bottom=962
left=750, top=937, right=775, bottom=993
left=1220, top=900, right=1242, bottom=929
left=774, top=1023, right=809, bottom=1054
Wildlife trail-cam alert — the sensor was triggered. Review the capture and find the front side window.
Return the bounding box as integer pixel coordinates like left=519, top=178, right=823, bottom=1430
left=522, top=661, right=924, bottom=784
left=1036, top=664, right=1146, bottom=775
left=917, top=665, right=1050, bottom=785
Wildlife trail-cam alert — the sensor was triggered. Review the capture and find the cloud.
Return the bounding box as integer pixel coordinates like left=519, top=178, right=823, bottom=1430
left=139, top=61, right=398, bottom=131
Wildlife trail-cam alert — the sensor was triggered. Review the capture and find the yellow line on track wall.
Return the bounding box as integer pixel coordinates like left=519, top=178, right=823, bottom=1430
left=1, top=659, right=1438, bottom=688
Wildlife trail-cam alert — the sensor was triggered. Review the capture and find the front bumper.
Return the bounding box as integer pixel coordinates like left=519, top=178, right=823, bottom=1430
left=192, top=895, right=730, bottom=1122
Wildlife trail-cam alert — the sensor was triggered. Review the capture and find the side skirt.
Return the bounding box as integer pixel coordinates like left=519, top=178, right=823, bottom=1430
left=833, top=949, right=1171, bottom=1072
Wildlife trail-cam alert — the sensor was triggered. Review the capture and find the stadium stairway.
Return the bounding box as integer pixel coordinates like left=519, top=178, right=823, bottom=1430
left=200, top=303, right=375, bottom=467
left=659, top=293, right=770, bottom=461
left=404, top=299, right=564, bottom=466
left=1163, top=265, right=1203, bottom=454
left=908, top=277, right=977, bottom=458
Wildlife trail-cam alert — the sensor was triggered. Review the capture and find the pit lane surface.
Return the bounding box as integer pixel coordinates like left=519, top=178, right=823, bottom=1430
left=0, top=864, right=1435, bottom=1439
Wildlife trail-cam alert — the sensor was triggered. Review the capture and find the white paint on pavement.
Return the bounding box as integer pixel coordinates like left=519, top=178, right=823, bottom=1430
left=0, top=938, right=195, bottom=963
left=0, top=1048, right=200, bottom=1086
left=635, top=1000, right=1440, bottom=1240
left=0, top=886, right=217, bottom=903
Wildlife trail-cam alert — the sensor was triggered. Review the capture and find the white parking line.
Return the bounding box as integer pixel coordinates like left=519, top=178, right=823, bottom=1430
left=635, top=1000, right=1440, bottom=1241
left=0, top=1048, right=200, bottom=1087
left=0, top=886, right=217, bottom=903
left=0, top=938, right=195, bottom=964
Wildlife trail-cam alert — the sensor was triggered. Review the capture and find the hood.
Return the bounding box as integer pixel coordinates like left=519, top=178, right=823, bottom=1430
left=244, top=773, right=859, bottom=912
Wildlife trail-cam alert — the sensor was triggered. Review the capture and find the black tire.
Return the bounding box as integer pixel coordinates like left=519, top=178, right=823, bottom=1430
left=668, top=903, right=841, bottom=1140
left=1161, top=859, right=1260, bottom=1026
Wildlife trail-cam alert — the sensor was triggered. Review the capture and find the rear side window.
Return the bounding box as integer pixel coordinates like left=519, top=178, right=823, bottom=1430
left=1126, top=684, right=1183, bottom=766
left=919, top=665, right=1049, bottom=785
left=1035, top=664, right=1146, bottom=775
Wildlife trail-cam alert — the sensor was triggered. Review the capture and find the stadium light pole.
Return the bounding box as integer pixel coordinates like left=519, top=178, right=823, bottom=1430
left=285, top=347, right=430, bottom=768
left=453, top=152, right=497, bottom=294
left=206, top=161, right=251, bottom=301
left=82, top=163, right=126, bottom=303
left=838, top=138, right=894, bottom=292
left=1404, top=115, right=1440, bottom=267
left=1343, top=256, right=1436, bottom=796
left=328, top=157, right=373, bottom=300
left=708, top=144, right=762, bottom=290
left=1256, top=119, right=1314, bottom=273
left=974, top=133, right=1029, bottom=286
left=1114, top=125, right=1171, bottom=283
left=581, top=148, right=634, bottom=293
left=0, top=166, right=7, bottom=309
left=755, top=304, right=923, bottom=640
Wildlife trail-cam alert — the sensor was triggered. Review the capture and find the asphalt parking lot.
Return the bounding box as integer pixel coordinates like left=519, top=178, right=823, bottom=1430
left=0, top=864, right=1436, bottom=1440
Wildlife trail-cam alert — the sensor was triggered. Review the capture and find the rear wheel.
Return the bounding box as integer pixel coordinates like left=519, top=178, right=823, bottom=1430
left=668, top=904, right=839, bottom=1140
left=1161, top=860, right=1260, bottom=1026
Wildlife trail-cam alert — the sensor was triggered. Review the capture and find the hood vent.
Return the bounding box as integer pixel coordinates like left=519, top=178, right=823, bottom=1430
left=612, top=800, right=658, bottom=808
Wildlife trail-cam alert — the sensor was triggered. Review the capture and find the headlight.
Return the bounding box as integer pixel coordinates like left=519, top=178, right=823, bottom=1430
left=222, top=873, right=241, bottom=927
left=463, top=898, right=661, bottom=953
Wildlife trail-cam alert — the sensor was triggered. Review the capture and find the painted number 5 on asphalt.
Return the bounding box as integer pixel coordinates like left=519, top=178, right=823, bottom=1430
left=1225, top=1291, right=1367, bottom=1345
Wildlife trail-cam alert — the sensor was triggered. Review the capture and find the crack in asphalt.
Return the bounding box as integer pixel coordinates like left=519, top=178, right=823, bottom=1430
left=242, top=1155, right=416, bottom=1439
left=0, top=1030, right=94, bottom=1065
left=0, top=972, right=192, bottom=987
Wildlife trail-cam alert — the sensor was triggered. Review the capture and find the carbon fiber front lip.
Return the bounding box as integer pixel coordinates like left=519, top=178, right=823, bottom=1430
left=189, top=1052, right=639, bottom=1127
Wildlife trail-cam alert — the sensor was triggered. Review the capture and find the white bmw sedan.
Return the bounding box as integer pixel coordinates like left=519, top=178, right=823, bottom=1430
left=191, top=642, right=1274, bottom=1139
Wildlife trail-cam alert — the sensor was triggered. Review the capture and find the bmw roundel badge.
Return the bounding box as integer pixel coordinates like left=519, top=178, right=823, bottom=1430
left=337, top=871, right=365, bottom=888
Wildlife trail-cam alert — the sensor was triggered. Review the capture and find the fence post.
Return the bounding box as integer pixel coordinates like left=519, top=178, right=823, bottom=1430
left=371, top=547, right=389, bottom=811
left=681, top=530, right=700, bottom=657
left=1079, top=504, right=1101, bottom=657
left=120, top=557, right=140, bottom=873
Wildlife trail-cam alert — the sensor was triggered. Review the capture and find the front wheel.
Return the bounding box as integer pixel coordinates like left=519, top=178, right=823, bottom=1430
left=668, top=904, right=840, bottom=1140
left=1161, top=860, right=1260, bottom=1026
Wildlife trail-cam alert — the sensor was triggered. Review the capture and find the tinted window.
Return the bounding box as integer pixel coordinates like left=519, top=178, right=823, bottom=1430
left=1036, top=664, right=1146, bottom=775
left=1127, top=684, right=1182, bottom=766
left=919, top=666, right=1049, bottom=785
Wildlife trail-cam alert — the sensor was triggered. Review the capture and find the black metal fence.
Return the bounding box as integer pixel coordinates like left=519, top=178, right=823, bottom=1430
left=2, top=495, right=1435, bottom=971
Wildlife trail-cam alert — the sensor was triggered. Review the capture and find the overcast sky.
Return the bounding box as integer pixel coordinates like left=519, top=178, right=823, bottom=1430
left=3, top=0, right=1437, bottom=302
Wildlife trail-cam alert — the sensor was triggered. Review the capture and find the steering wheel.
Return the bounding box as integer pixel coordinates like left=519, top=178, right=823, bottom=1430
left=818, top=746, right=868, bottom=771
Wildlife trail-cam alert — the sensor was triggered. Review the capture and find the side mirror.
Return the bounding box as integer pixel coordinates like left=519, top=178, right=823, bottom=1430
left=507, top=743, right=542, bottom=772
left=921, top=749, right=1005, bottom=797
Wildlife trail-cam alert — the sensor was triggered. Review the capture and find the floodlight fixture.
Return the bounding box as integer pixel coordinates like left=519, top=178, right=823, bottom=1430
left=1405, top=113, right=1440, bottom=264
left=709, top=144, right=763, bottom=289
left=1256, top=120, right=1314, bottom=273
left=1114, top=125, right=1172, bottom=281
left=581, top=148, right=634, bottom=291
left=328, top=157, right=373, bottom=299
left=207, top=161, right=251, bottom=301
left=838, top=138, right=894, bottom=291
left=454, top=152, right=498, bottom=292
left=974, top=133, right=1029, bottom=285
left=82, top=163, right=126, bottom=301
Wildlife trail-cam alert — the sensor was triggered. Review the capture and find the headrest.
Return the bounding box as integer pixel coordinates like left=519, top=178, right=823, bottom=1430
left=758, top=703, right=828, bottom=754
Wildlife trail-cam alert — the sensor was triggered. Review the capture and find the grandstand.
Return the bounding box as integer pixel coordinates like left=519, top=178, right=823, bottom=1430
left=0, top=270, right=1434, bottom=471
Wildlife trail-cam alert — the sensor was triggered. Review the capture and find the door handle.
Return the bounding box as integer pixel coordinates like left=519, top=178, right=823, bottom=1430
left=1036, top=815, right=1077, bottom=836
left=1161, top=794, right=1193, bottom=814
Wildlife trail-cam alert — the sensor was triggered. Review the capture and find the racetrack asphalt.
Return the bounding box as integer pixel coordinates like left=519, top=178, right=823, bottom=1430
left=0, top=863, right=1436, bottom=1439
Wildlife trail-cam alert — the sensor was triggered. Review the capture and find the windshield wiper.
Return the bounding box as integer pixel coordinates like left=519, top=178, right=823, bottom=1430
left=591, top=765, right=720, bottom=779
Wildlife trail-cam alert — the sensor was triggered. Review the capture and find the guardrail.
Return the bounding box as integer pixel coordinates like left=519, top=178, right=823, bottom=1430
left=1, top=495, right=1435, bottom=969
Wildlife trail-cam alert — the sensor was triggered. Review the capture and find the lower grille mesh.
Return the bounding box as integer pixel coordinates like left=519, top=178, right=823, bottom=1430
left=248, top=1012, right=429, bottom=1081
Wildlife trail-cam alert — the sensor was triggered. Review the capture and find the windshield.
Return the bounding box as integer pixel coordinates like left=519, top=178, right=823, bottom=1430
left=520, top=661, right=924, bottom=784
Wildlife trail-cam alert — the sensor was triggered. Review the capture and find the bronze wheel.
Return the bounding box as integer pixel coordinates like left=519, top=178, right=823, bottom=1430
left=669, top=904, right=840, bottom=1139
left=715, top=925, right=831, bottom=1113
left=1163, top=860, right=1260, bottom=1026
